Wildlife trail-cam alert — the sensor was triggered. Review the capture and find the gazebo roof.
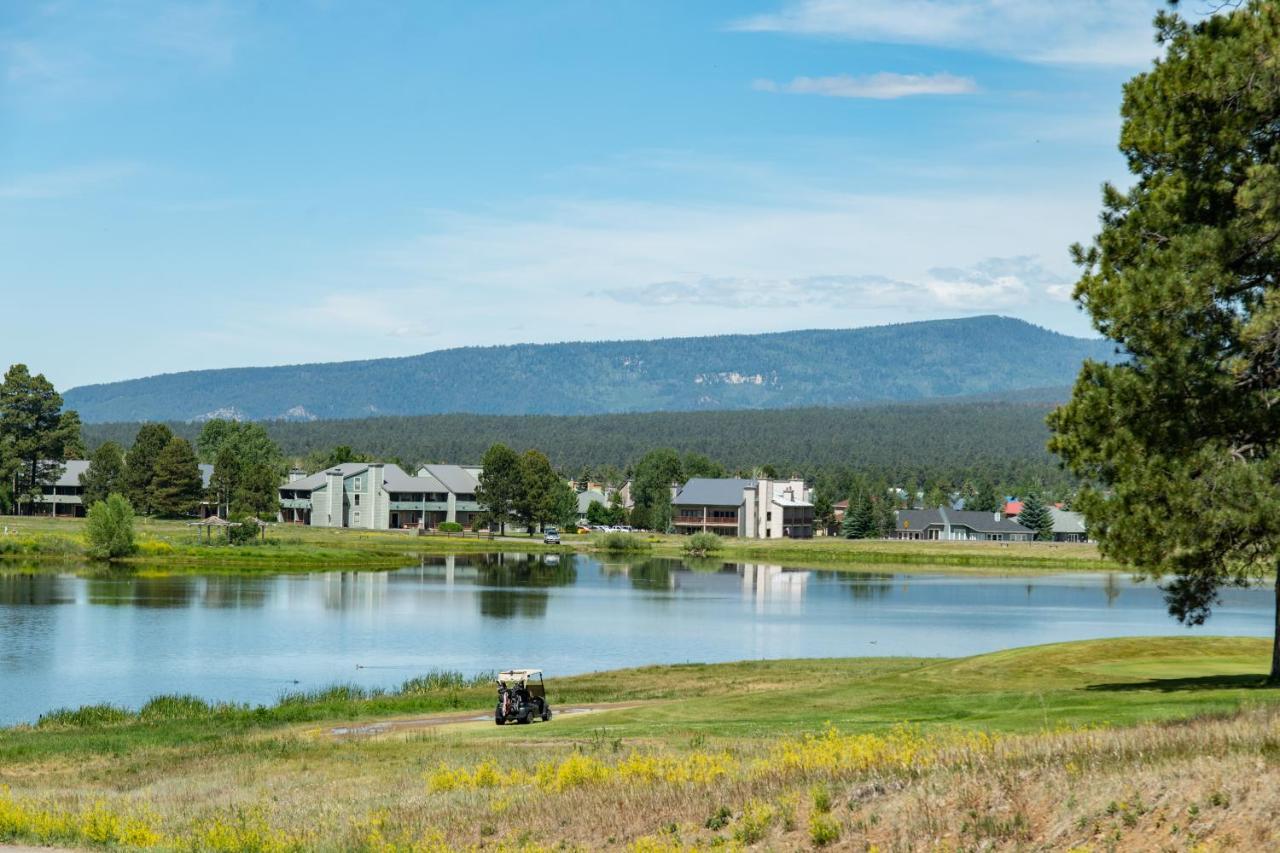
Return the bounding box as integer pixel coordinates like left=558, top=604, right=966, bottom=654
left=186, top=515, right=241, bottom=527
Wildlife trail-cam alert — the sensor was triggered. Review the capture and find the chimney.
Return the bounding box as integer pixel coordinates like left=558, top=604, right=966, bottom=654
left=288, top=468, right=306, bottom=483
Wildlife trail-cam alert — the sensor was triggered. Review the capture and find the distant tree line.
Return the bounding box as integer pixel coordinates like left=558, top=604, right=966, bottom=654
left=1, top=363, right=283, bottom=522
left=81, top=400, right=1077, bottom=509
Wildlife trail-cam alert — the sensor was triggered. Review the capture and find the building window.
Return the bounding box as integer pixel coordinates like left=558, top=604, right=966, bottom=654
left=352, top=478, right=361, bottom=491
left=766, top=511, right=772, bottom=522
left=354, top=494, right=361, bottom=506
left=353, top=511, right=361, bottom=523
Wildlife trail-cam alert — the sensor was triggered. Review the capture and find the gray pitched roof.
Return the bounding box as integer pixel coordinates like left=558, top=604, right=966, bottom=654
left=281, top=463, right=370, bottom=493
left=54, top=460, right=91, bottom=488
left=1050, top=508, right=1088, bottom=535
left=419, top=464, right=479, bottom=494
left=577, top=489, right=607, bottom=513
left=383, top=464, right=446, bottom=493
left=897, top=507, right=1033, bottom=535
left=673, top=478, right=755, bottom=507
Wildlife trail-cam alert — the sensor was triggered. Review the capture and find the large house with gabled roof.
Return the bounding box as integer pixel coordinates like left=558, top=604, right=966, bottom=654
left=672, top=477, right=815, bottom=538
left=278, top=462, right=483, bottom=530
left=894, top=508, right=1034, bottom=541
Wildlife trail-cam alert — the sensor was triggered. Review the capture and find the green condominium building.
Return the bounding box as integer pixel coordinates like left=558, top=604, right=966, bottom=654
left=278, top=462, right=483, bottom=530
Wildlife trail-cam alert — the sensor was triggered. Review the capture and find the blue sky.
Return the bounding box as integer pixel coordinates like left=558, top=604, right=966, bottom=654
left=2, top=1, right=1181, bottom=390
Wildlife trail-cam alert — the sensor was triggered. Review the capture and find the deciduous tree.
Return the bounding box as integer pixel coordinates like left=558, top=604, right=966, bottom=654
left=631, top=448, right=681, bottom=532
left=1048, top=2, right=1280, bottom=680
left=85, top=493, right=136, bottom=559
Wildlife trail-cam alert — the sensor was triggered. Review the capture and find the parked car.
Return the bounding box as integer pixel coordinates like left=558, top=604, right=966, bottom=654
left=543, top=527, right=561, bottom=544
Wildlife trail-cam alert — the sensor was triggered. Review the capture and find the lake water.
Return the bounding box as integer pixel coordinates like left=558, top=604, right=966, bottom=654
left=0, top=552, right=1273, bottom=725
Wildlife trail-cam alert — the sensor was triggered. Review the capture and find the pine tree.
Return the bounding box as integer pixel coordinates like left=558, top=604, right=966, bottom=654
left=150, top=437, right=203, bottom=517
left=477, top=443, right=521, bottom=534
left=969, top=480, right=1002, bottom=513
left=235, top=462, right=280, bottom=518
left=514, top=449, right=560, bottom=533
left=1048, top=2, right=1280, bottom=681
left=80, top=441, right=125, bottom=508
left=842, top=494, right=875, bottom=539
left=873, top=496, right=897, bottom=539
left=122, top=423, right=174, bottom=514
left=0, top=364, right=70, bottom=511
left=1016, top=494, right=1054, bottom=542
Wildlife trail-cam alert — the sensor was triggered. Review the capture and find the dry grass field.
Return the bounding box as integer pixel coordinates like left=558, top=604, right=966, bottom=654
left=1, top=637, right=1278, bottom=851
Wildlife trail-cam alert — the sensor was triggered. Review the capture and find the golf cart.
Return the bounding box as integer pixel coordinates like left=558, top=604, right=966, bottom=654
left=495, top=669, right=552, bottom=725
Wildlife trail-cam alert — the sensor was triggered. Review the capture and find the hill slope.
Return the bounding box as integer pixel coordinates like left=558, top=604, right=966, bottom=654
left=65, top=316, right=1111, bottom=422
left=83, top=399, right=1070, bottom=489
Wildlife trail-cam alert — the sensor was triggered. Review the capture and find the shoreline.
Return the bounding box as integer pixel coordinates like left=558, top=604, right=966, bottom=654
left=0, top=516, right=1120, bottom=574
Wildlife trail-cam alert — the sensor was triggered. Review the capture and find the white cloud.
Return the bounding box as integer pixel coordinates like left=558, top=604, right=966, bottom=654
left=602, top=257, right=1063, bottom=313
left=754, top=72, right=976, bottom=99
left=730, top=0, right=1169, bottom=67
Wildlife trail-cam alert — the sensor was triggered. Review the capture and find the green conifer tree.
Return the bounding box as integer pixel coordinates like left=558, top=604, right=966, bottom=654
left=1016, top=494, right=1054, bottom=542
left=122, top=423, right=174, bottom=514
left=150, top=437, right=203, bottom=517
left=80, top=441, right=125, bottom=508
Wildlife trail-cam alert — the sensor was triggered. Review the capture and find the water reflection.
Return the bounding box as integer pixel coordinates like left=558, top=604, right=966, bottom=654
left=0, top=555, right=1271, bottom=726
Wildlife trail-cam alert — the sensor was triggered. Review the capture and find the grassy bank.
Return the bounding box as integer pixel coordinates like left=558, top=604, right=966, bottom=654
left=0, top=515, right=564, bottom=570
left=1, top=637, right=1278, bottom=850
left=1, top=515, right=1116, bottom=573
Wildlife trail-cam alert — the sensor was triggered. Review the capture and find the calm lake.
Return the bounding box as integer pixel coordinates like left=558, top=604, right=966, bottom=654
left=0, top=552, right=1273, bottom=725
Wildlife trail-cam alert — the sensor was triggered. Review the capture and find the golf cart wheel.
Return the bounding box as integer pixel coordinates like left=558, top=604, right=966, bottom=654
left=542, top=706, right=552, bottom=722
left=495, top=706, right=505, bottom=726
left=518, top=710, right=532, bottom=724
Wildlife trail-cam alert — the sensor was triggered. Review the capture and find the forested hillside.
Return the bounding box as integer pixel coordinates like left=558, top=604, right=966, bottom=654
left=83, top=399, right=1071, bottom=493
left=65, top=316, right=1114, bottom=422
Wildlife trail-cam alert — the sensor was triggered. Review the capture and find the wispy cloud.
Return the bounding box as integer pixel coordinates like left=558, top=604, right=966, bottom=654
left=600, top=257, right=1061, bottom=312
left=0, top=162, right=140, bottom=200
left=2, top=0, right=246, bottom=105
left=754, top=72, right=976, bottom=99
left=730, top=0, right=1169, bottom=67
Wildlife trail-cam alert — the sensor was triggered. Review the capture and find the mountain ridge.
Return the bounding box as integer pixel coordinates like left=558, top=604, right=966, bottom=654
left=65, top=316, right=1111, bottom=423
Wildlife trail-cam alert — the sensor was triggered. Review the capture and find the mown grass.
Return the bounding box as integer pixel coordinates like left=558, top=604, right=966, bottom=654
left=1, top=637, right=1278, bottom=850
left=2, top=515, right=1120, bottom=574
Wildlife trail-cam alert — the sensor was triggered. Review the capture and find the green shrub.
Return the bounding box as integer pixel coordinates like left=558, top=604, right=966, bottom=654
left=438, top=521, right=464, bottom=532
left=682, top=531, right=724, bottom=557
left=85, top=493, right=136, bottom=559
left=733, top=801, right=774, bottom=845
left=811, top=783, right=832, bottom=814
left=590, top=531, right=652, bottom=552
left=809, top=813, right=841, bottom=847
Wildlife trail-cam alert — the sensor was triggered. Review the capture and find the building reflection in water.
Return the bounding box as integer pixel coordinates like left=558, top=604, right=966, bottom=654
left=739, top=564, right=809, bottom=613
left=321, top=571, right=389, bottom=611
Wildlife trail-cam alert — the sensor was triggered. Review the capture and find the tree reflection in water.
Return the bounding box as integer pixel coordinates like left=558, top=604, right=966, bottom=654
left=474, top=553, right=576, bottom=620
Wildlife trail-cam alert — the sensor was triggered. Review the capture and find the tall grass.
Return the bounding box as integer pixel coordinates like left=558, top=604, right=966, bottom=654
left=32, top=668, right=496, bottom=730
left=591, top=531, right=652, bottom=552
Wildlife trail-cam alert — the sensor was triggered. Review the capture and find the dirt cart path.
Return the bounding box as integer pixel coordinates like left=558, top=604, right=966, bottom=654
left=323, top=701, right=648, bottom=738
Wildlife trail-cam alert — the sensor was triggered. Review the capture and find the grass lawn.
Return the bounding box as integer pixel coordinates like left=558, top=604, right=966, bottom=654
left=1, top=636, right=1278, bottom=850
left=1, top=514, right=1116, bottom=573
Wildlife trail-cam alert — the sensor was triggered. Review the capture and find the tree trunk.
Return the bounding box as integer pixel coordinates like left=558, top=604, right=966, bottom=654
left=1271, top=569, right=1280, bottom=684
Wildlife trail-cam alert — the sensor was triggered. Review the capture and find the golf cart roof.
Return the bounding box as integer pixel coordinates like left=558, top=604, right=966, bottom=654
left=497, top=669, right=543, bottom=681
